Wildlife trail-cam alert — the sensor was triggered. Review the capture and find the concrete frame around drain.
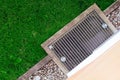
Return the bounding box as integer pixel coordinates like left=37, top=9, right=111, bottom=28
left=41, top=4, right=117, bottom=75
left=104, top=0, right=120, bottom=16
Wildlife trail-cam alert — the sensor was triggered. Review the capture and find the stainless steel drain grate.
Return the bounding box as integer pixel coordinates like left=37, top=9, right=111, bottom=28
left=50, top=10, right=113, bottom=71
left=41, top=4, right=117, bottom=73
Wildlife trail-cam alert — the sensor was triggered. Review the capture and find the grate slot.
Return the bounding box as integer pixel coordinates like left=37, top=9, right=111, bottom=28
left=69, top=30, right=87, bottom=59
left=54, top=41, right=72, bottom=70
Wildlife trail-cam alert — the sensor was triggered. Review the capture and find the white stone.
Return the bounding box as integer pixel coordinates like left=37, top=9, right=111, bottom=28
left=33, top=76, right=41, bottom=80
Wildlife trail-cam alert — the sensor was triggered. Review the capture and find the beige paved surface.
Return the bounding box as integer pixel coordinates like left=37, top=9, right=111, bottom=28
left=67, top=40, right=120, bottom=80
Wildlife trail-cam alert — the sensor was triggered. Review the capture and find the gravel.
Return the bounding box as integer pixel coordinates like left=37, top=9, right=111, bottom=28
left=107, top=6, right=120, bottom=30
left=28, top=60, right=67, bottom=80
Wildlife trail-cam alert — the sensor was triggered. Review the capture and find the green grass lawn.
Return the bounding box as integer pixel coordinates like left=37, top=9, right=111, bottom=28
left=0, top=0, right=115, bottom=80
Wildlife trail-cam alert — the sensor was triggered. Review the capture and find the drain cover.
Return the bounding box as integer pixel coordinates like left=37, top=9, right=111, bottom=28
left=41, top=4, right=117, bottom=72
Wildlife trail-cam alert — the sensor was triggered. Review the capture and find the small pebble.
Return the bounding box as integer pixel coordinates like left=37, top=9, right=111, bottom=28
left=108, top=6, right=120, bottom=30
left=33, top=76, right=41, bottom=80
left=29, top=60, right=67, bottom=80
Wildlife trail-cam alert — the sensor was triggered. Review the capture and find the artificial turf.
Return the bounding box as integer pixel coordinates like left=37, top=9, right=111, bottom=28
left=0, top=0, right=115, bottom=80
